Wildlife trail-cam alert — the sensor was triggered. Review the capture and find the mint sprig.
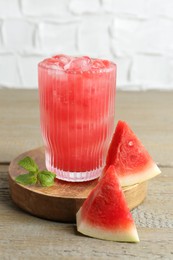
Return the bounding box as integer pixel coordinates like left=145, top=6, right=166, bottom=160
left=15, top=172, right=37, bottom=185
left=16, top=156, right=56, bottom=187
left=38, top=171, right=56, bottom=187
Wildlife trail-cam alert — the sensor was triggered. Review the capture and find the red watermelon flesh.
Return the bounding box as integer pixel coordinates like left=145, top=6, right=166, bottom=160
left=104, top=120, right=161, bottom=186
left=76, top=165, right=139, bottom=242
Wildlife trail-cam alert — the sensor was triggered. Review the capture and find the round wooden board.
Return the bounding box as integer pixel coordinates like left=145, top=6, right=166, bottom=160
left=8, top=147, right=148, bottom=223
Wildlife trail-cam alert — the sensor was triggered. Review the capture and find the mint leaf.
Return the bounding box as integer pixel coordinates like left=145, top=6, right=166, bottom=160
left=38, top=171, right=56, bottom=187
left=15, top=172, right=37, bottom=185
left=16, top=157, right=56, bottom=187
left=18, top=156, right=38, bottom=173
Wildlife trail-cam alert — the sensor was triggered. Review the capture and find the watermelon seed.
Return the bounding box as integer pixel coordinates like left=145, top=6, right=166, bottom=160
left=128, top=141, right=134, bottom=147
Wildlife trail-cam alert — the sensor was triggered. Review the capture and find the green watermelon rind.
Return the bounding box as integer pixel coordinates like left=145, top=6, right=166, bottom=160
left=77, top=209, right=139, bottom=243
left=119, top=161, right=161, bottom=187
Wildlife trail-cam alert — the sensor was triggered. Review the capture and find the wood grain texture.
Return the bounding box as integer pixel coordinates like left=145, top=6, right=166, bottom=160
left=8, top=147, right=147, bottom=222
left=0, top=90, right=173, bottom=166
left=1, top=90, right=173, bottom=259
left=1, top=165, right=173, bottom=259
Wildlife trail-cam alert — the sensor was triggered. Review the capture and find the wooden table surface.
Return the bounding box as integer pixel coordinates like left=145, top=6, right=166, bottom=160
left=0, top=89, right=173, bottom=259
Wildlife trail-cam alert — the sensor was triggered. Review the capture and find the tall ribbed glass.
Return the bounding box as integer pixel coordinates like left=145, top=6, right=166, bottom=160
left=38, top=56, right=116, bottom=182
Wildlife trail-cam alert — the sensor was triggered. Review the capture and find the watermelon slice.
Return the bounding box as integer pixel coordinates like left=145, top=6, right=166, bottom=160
left=104, top=120, right=161, bottom=186
left=76, top=165, right=139, bottom=242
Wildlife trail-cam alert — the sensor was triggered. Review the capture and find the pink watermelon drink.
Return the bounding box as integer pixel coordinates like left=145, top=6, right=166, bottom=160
left=38, top=55, right=116, bottom=181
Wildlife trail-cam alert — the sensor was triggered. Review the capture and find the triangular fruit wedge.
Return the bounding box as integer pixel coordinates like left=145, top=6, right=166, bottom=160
left=76, top=165, right=139, bottom=243
left=104, top=120, right=161, bottom=186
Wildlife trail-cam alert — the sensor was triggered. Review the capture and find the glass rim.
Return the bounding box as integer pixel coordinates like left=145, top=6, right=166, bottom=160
left=38, top=59, right=116, bottom=74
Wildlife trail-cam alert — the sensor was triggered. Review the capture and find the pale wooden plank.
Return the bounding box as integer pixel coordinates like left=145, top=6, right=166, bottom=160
left=0, top=165, right=173, bottom=259
left=0, top=227, right=172, bottom=259
left=1, top=89, right=172, bottom=259
left=0, top=90, right=173, bottom=166
left=0, top=90, right=43, bottom=162
left=132, top=168, right=173, bottom=229
left=115, top=91, right=173, bottom=168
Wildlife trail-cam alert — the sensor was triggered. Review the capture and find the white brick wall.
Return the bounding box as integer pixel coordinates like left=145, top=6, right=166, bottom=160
left=22, top=0, right=70, bottom=17
left=131, top=55, right=173, bottom=89
left=69, top=0, right=101, bottom=14
left=39, top=22, right=77, bottom=54
left=0, top=54, right=20, bottom=86
left=78, top=16, right=111, bottom=57
left=0, top=0, right=172, bottom=90
left=3, top=19, right=36, bottom=51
